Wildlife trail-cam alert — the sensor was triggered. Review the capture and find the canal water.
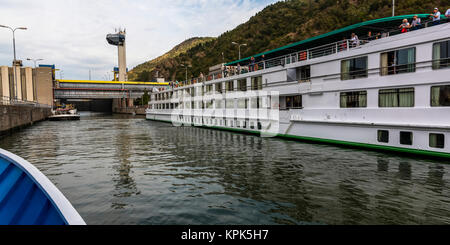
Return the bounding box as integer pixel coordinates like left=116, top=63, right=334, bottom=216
left=0, top=112, right=449, bottom=225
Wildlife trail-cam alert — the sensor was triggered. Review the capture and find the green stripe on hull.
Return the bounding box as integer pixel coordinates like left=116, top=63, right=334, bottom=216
left=146, top=118, right=172, bottom=124
left=278, top=134, right=450, bottom=160
left=146, top=118, right=450, bottom=160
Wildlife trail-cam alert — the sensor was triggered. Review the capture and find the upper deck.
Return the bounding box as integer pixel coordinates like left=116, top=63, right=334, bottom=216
left=153, top=14, right=448, bottom=94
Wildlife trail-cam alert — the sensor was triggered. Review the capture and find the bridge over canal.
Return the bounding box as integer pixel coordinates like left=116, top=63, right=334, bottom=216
left=54, top=79, right=169, bottom=112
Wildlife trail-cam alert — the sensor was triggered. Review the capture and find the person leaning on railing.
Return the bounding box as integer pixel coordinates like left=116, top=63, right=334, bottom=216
left=430, top=8, right=441, bottom=26
left=350, top=33, right=359, bottom=48
left=339, top=37, right=347, bottom=52
left=399, top=19, right=411, bottom=33
left=446, top=8, right=450, bottom=22
left=249, top=56, right=255, bottom=72
left=410, top=15, right=422, bottom=30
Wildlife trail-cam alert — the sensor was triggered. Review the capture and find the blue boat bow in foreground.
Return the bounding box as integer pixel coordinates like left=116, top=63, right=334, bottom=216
left=0, top=148, right=85, bottom=225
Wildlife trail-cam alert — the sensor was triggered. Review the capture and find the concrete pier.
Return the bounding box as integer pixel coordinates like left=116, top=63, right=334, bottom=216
left=0, top=104, right=51, bottom=136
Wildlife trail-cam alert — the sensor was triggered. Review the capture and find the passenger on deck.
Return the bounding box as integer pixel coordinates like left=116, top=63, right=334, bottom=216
left=339, top=37, right=347, bottom=51
left=430, top=8, right=441, bottom=25
left=199, top=72, right=204, bottom=82
left=237, top=63, right=241, bottom=75
left=446, top=8, right=450, bottom=22
left=367, top=31, right=374, bottom=41
left=410, top=15, right=422, bottom=30
left=250, top=57, right=255, bottom=72
left=350, top=33, right=359, bottom=47
left=399, top=19, right=410, bottom=33
left=261, top=55, right=265, bottom=69
left=375, top=32, right=381, bottom=40
left=223, top=66, right=228, bottom=77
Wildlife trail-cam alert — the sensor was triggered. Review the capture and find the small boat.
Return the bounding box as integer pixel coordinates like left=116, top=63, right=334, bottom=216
left=49, top=104, right=81, bottom=121
left=0, top=148, right=85, bottom=225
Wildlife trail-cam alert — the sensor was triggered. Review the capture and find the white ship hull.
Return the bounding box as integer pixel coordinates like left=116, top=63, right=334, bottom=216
left=146, top=19, right=450, bottom=159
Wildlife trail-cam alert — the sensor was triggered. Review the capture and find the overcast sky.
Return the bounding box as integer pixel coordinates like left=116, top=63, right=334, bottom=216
left=0, top=0, right=277, bottom=80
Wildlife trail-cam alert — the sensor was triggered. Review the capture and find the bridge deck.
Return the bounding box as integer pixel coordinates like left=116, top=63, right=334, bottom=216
left=56, top=79, right=169, bottom=86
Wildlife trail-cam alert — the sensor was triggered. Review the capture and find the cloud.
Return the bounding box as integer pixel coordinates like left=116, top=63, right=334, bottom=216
left=0, top=0, right=277, bottom=80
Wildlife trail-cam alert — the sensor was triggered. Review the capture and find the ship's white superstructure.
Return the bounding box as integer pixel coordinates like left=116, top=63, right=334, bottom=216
left=146, top=15, right=450, bottom=159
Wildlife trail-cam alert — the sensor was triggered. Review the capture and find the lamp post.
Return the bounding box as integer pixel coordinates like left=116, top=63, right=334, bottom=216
left=0, top=25, right=27, bottom=101
left=232, top=42, right=247, bottom=60
left=180, top=64, right=191, bottom=83
left=392, top=0, right=395, bottom=16
left=26, top=58, right=43, bottom=68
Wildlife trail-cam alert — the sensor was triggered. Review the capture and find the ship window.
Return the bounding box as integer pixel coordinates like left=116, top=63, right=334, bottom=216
left=237, top=98, right=247, bottom=109
left=341, top=56, right=368, bottom=80
left=432, top=40, right=450, bottom=69
left=238, top=79, right=247, bottom=91
left=226, top=99, right=234, bottom=109
left=400, top=131, right=413, bottom=145
left=251, top=76, right=263, bottom=90
left=250, top=97, right=261, bottom=109
left=216, top=99, right=224, bottom=109
left=215, top=83, right=223, bottom=93
left=429, top=133, right=445, bottom=149
left=377, top=130, right=389, bottom=143
left=206, top=84, right=213, bottom=94
left=226, top=81, right=234, bottom=92
left=431, top=85, right=450, bottom=106
left=380, top=48, right=416, bottom=75
left=379, top=88, right=414, bottom=107
left=340, top=91, right=367, bottom=108
left=206, top=100, right=213, bottom=109
left=296, top=65, right=310, bottom=83
left=285, top=95, right=302, bottom=109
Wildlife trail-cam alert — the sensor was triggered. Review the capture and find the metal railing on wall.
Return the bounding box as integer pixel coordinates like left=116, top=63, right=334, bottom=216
left=0, top=96, right=51, bottom=108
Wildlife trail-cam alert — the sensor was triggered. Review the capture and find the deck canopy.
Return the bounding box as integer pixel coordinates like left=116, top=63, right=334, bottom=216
left=225, top=14, right=435, bottom=66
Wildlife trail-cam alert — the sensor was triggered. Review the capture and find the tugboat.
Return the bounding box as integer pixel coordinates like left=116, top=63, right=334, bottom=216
left=48, top=103, right=81, bottom=121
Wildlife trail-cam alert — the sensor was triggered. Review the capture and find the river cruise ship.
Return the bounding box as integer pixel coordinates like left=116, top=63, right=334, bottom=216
left=146, top=15, right=450, bottom=159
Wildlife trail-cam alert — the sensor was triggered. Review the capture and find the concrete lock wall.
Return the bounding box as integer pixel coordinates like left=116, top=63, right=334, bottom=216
left=34, top=67, right=53, bottom=105
left=1, top=66, right=10, bottom=99
left=0, top=104, right=51, bottom=135
left=0, top=66, right=52, bottom=104
left=0, top=66, right=54, bottom=135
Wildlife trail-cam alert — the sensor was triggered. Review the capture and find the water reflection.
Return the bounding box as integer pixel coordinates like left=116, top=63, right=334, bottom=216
left=0, top=115, right=449, bottom=224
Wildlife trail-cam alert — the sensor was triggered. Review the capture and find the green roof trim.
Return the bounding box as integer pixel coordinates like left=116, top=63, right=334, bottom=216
left=226, top=14, right=439, bottom=66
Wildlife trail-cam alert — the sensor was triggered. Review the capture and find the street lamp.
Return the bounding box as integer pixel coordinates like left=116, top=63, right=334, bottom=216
left=232, top=42, right=247, bottom=60
left=26, top=58, right=43, bottom=68
left=180, top=64, right=191, bottom=83
left=392, top=0, right=395, bottom=16
left=0, top=25, right=28, bottom=101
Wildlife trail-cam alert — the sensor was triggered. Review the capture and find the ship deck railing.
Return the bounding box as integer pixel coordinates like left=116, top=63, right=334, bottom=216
left=167, top=19, right=447, bottom=90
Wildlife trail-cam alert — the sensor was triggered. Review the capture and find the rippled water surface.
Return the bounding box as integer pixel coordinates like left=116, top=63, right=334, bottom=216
left=0, top=112, right=449, bottom=224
